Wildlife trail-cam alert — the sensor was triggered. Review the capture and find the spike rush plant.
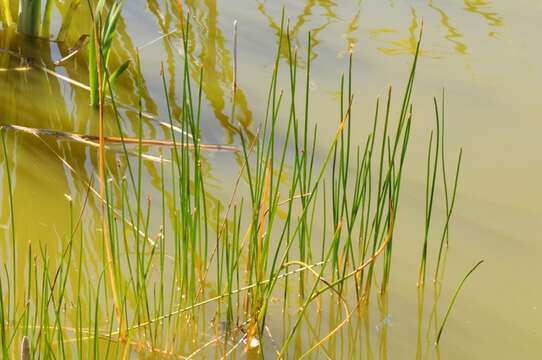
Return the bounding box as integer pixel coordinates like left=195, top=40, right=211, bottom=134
left=0, top=3, right=484, bottom=358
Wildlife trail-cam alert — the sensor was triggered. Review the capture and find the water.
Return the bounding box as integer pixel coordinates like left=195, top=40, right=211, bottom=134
left=0, top=0, right=541, bottom=358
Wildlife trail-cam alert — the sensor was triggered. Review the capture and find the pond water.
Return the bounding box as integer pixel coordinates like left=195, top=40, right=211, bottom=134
left=0, top=0, right=541, bottom=358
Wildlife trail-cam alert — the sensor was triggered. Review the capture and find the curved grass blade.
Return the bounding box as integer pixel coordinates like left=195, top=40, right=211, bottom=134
left=436, top=260, right=484, bottom=345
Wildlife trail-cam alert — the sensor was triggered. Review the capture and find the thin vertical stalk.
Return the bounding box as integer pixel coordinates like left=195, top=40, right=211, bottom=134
left=88, top=1, right=123, bottom=337
left=1, top=131, right=16, bottom=327
left=17, top=0, right=42, bottom=36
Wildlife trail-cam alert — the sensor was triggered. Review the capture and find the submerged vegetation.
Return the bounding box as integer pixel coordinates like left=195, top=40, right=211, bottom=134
left=0, top=1, right=485, bottom=358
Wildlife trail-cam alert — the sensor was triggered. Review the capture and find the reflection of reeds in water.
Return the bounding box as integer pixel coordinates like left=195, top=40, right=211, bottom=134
left=464, top=0, right=503, bottom=34
left=0, top=4, right=483, bottom=359
left=184, top=0, right=254, bottom=143
left=369, top=0, right=503, bottom=56
left=373, top=7, right=424, bottom=57
left=141, top=0, right=257, bottom=144
left=428, top=0, right=467, bottom=55
left=342, top=0, right=362, bottom=54
left=257, top=0, right=339, bottom=63
left=0, top=32, right=91, bottom=337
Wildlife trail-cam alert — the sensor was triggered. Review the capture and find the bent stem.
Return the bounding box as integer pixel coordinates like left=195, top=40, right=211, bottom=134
left=436, top=260, right=484, bottom=345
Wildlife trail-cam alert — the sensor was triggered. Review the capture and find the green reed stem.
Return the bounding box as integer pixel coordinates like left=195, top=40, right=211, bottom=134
left=17, top=0, right=42, bottom=36
left=1, top=131, right=16, bottom=326
left=436, top=260, right=484, bottom=344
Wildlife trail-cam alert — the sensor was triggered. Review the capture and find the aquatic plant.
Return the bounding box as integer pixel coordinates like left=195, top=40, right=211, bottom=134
left=436, top=260, right=484, bottom=344
left=88, top=0, right=129, bottom=106
left=0, top=6, right=481, bottom=358
left=17, top=0, right=42, bottom=36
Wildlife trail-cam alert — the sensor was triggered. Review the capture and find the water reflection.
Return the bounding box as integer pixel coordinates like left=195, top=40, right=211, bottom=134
left=342, top=0, right=363, bottom=54
left=371, top=7, right=423, bottom=57
left=464, top=0, right=503, bottom=37
left=367, top=0, right=502, bottom=56
left=428, top=0, right=467, bottom=55
left=257, top=0, right=339, bottom=62
left=0, top=0, right=518, bottom=357
left=147, top=0, right=257, bottom=144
